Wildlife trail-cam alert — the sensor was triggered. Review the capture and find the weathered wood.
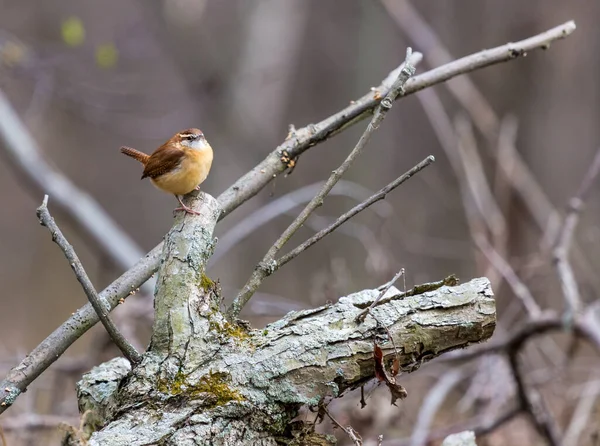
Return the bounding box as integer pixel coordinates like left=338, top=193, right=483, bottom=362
left=72, top=192, right=495, bottom=446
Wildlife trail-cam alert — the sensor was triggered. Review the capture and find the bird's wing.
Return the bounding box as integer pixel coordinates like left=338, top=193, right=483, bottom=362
left=141, top=147, right=185, bottom=179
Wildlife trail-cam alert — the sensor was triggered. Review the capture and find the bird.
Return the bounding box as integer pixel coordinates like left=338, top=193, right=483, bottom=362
left=120, top=128, right=213, bottom=215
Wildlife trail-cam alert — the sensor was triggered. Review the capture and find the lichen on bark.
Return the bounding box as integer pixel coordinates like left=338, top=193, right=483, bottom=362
left=73, top=192, right=496, bottom=446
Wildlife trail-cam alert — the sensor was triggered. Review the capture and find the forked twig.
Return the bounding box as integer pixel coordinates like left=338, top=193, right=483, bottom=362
left=553, top=148, right=600, bottom=316
left=277, top=157, right=434, bottom=269
left=0, top=20, right=578, bottom=414
left=356, top=269, right=405, bottom=323
left=322, top=405, right=363, bottom=446
left=36, top=195, right=141, bottom=364
left=228, top=48, right=418, bottom=320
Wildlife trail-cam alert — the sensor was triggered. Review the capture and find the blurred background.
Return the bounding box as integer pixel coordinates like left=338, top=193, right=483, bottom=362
left=0, top=1, right=598, bottom=445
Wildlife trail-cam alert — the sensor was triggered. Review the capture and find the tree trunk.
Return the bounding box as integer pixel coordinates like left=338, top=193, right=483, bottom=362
left=68, top=192, right=496, bottom=445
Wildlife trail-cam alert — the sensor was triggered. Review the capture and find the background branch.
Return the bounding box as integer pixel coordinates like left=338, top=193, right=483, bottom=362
left=0, top=21, right=576, bottom=414
left=278, top=156, right=434, bottom=270
left=0, top=89, right=144, bottom=272
left=80, top=277, right=495, bottom=444
left=211, top=179, right=393, bottom=265
left=227, top=48, right=418, bottom=320
left=553, top=148, right=600, bottom=315
left=36, top=195, right=141, bottom=364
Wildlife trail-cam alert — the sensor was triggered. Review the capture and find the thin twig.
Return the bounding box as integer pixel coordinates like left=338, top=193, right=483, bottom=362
left=278, top=157, right=434, bottom=269
left=361, top=275, right=459, bottom=312
left=445, top=310, right=600, bottom=364
left=474, top=234, right=542, bottom=318
left=0, top=89, right=144, bottom=272
left=508, top=350, right=562, bottom=446
left=388, top=406, right=521, bottom=446
left=563, top=378, right=600, bottom=446
left=356, top=269, right=405, bottom=323
left=0, top=414, right=79, bottom=431
left=443, top=316, right=562, bottom=363
left=381, top=0, right=571, bottom=242
left=410, top=370, right=465, bottom=446
left=0, top=21, right=577, bottom=414
left=322, top=405, right=363, bottom=446
left=0, top=424, right=5, bottom=446
left=227, top=48, right=418, bottom=320
left=383, top=0, right=600, bottom=295
left=211, top=179, right=393, bottom=264
left=454, top=115, right=507, bottom=242
left=553, top=148, right=600, bottom=316
left=36, top=195, right=141, bottom=364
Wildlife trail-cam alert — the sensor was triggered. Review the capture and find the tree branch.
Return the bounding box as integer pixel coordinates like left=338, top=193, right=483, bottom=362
left=322, top=405, right=363, bottom=446
left=0, top=20, right=575, bottom=413
left=79, top=278, right=495, bottom=444
left=553, top=148, right=600, bottom=316
left=508, top=350, right=562, bottom=446
left=211, top=179, right=393, bottom=265
left=278, top=156, right=434, bottom=270
left=410, top=370, right=465, bottom=446
left=356, top=269, right=405, bottom=323
left=389, top=406, right=521, bottom=446
left=227, top=48, right=418, bottom=320
left=474, top=234, right=541, bottom=318
left=381, top=0, right=573, bottom=243
left=36, top=195, right=142, bottom=365
left=0, top=89, right=144, bottom=272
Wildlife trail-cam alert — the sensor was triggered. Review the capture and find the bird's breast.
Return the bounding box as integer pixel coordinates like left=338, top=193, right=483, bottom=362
left=151, top=147, right=213, bottom=195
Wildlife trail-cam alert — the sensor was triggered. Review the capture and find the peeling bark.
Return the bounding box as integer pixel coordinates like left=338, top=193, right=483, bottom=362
left=72, top=193, right=496, bottom=445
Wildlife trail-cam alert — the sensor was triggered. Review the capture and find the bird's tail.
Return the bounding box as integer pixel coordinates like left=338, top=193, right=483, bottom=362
left=120, top=146, right=150, bottom=165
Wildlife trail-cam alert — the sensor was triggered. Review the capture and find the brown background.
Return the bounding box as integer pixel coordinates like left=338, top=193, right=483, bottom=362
left=0, top=1, right=598, bottom=444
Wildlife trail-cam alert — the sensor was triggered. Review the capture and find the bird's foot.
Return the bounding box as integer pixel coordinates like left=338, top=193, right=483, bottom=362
left=194, top=185, right=201, bottom=191
left=174, top=204, right=201, bottom=215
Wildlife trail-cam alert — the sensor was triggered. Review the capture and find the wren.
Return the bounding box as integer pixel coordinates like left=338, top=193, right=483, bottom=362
left=120, top=128, right=213, bottom=215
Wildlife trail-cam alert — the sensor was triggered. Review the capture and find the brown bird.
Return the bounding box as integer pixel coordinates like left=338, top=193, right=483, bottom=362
left=120, top=128, right=213, bottom=215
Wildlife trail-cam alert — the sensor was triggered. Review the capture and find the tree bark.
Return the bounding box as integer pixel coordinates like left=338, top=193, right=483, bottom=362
left=68, top=192, right=496, bottom=446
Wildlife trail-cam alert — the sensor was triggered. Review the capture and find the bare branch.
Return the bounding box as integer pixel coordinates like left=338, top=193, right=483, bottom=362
left=82, top=278, right=496, bottom=444
left=322, top=406, right=363, bottom=446
left=356, top=269, right=405, bottom=323
left=278, top=156, right=434, bottom=270
left=508, top=350, right=562, bottom=446
left=474, top=235, right=542, bottom=318
left=410, top=370, right=465, bottom=446
left=0, top=89, right=144, bottom=272
left=0, top=414, right=79, bottom=431
left=0, top=21, right=576, bottom=413
left=381, top=0, right=572, bottom=240
left=211, top=179, right=393, bottom=265
left=228, top=48, right=418, bottom=320
left=36, top=195, right=142, bottom=365
left=563, top=378, right=600, bottom=446
left=553, top=148, right=600, bottom=315
left=388, top=406, right=521, bottom=446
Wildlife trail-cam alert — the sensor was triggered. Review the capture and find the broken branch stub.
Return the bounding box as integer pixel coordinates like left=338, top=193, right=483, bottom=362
left=76, top=228, right=496, bottom=446
left=149, top=191, right=222, bottom=359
